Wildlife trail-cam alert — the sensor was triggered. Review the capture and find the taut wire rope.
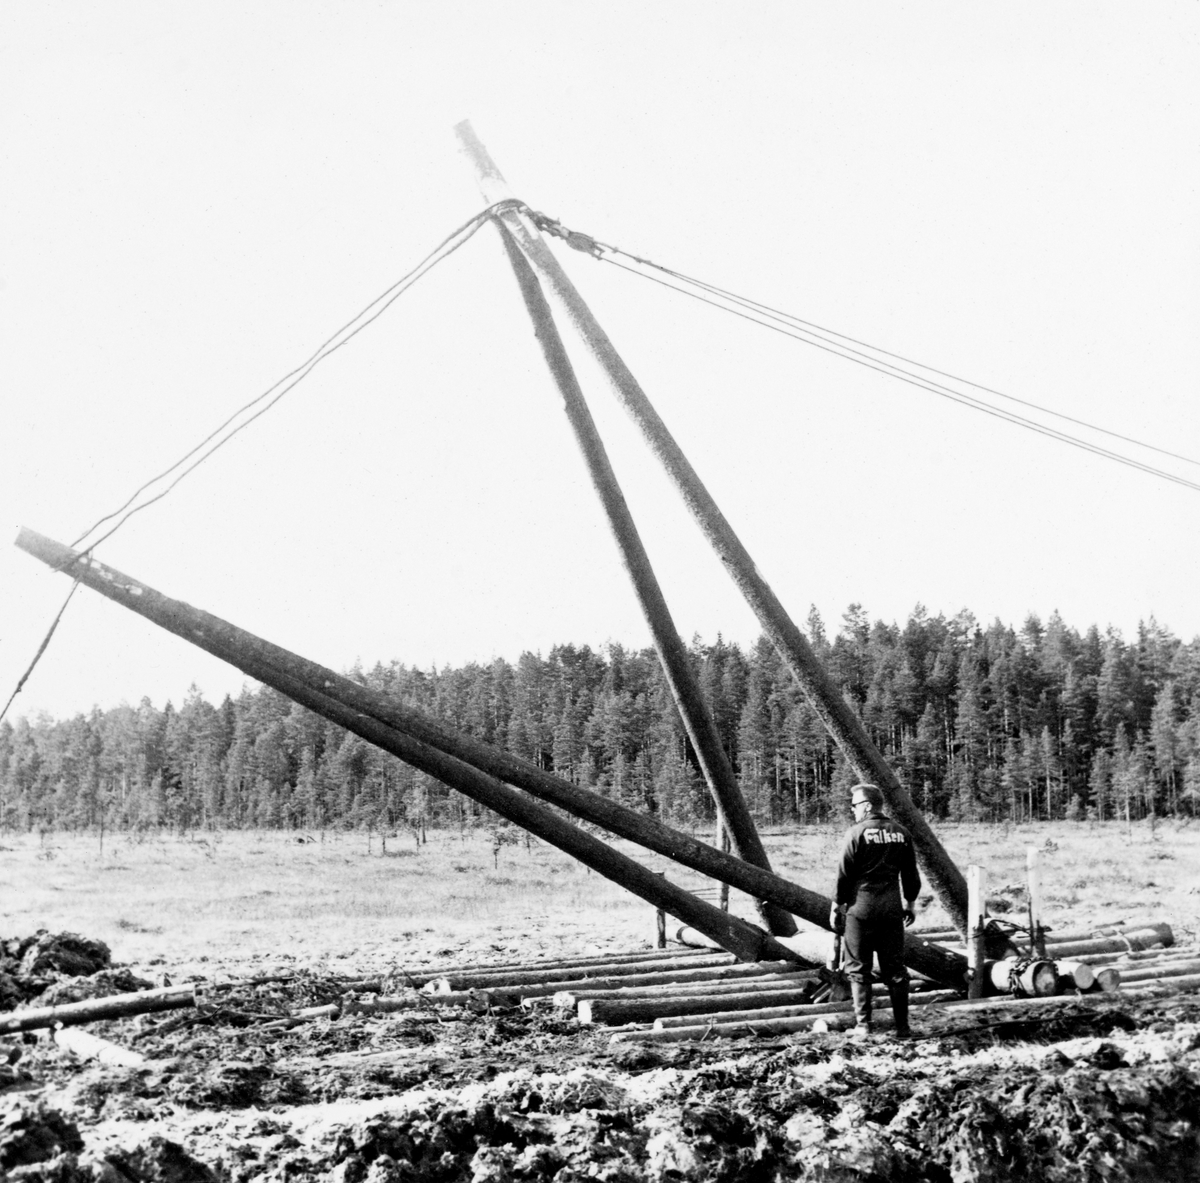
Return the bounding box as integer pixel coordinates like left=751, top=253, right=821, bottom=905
left=73, top=199, right=522, bottom=553
left=3, top=199, right=521, bottom=723
left=0, top=576, right=83, bottom=726
left=600, top=256, right=1200, bottom=495
left=525, top=211, right=1200, bottom=494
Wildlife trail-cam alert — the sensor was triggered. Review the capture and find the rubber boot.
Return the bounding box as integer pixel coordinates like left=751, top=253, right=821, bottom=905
left=887, top=977, right=911, bottom=1039
left=850, top=979, right=873, bottom=1037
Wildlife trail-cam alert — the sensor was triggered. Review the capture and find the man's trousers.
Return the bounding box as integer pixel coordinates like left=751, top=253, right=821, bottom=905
left=843, top=912, right=907, bottom=987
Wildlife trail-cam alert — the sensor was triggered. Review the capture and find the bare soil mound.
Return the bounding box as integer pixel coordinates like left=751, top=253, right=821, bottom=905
left=1, top=932, right=119, bottom=1010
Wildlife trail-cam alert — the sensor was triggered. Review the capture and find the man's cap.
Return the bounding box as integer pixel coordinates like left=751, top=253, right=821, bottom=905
left=850, top=783, right=884, bottom=809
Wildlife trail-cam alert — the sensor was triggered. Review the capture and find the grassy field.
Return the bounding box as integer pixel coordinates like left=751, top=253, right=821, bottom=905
left=3, top=820, right=1197, bottom=978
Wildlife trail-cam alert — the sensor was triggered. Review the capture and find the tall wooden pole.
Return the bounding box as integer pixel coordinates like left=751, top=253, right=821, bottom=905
left=453, top=120, right=969, bottom=933
left=13, top=533, right=790, bottom=963
left=494, top=225, right=794, bottom=936
left=13, top=528, right=966, bottom=984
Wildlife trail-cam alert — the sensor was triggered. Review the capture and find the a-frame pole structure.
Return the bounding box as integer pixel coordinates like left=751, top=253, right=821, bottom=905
left=13, top=527, right=968, bottom=985
left=455, top=122, right=969, bottom=932
left=491, top=223, right=795, bottom=937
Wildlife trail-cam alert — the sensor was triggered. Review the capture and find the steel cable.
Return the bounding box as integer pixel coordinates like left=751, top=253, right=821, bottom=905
left=597, top=255, right=1200, bottom=495
left=72, top=200, right=519, bottom=552
left=5, top=201, right=518, bottom=720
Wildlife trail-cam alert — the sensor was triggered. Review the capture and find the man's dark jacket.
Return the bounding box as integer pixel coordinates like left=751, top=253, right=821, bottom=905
left=835, top=811, right=921, bottom=919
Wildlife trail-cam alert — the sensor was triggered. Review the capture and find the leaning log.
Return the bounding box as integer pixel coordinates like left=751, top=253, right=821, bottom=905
left=266, top=675, right=792, bottom=961
left=0, top=985, right=198, bottom=1034
left=14, top=529, right=794, bottom=966
left=497, top=225, right=794, bottom=937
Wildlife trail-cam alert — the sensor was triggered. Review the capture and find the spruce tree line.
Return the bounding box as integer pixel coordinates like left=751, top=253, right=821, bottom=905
left=2, top=605, right=1198, bottom=835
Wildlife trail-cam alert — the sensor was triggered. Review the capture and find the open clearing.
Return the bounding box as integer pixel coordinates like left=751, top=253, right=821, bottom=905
left=2, top=822, right=1199, bottom=1181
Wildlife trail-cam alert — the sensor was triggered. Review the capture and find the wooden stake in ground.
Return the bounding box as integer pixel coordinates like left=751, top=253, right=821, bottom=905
left=1027, top=846, right=1046, bottom=958
left=715, top=820, right=731, bottom=912
left=967, top=865, right=987, bottom=1000
left=494, top=225, right=794, bottom=937
left=453, top=119, right=970, bottom=936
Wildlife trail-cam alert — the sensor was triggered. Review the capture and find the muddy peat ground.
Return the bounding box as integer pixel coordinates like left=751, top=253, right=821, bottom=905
left=2, top=825, right=1199, bottom=1182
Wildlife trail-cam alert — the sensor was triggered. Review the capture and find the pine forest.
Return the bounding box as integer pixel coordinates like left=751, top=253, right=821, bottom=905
left=3, top=605, right=1199, bottom=837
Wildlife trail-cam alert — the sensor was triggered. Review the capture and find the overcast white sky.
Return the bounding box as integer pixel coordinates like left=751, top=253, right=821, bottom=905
left=2, top=3, right=1198, bottom=722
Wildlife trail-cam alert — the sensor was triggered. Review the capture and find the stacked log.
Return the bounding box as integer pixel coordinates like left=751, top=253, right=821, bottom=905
left=619, top=926, right=1180, bottom=1034
left=598, top=936, right=1200, bottom=1042
left=645, top=988, right=961, bottom=1030
left=429, top=958, right=801, bottom=1000
left=1112, top=957, right=1200, bottom=984
left=0, top=984, right=200, bottom=1034
left=984, top=959, right=1059, bottom=997
left=578, top=983, right=823, bottom=1025
left=607, top=989, right=1142, bottom=1045
left=551, top=969, right=813, bottom=1004
left=1054, top=960, right=1095, bottom=991
left=1123, top=972, right=1200, bottom=998
left=1030, top=925, right=1174, bottom=960
left=426, top=951, right=737, bottom=992
left=401, top=945, right=723, bottom=983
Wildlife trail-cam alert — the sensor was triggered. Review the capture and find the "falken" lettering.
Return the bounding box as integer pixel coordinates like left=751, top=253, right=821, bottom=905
left=864, top=830, right=908, bottom=845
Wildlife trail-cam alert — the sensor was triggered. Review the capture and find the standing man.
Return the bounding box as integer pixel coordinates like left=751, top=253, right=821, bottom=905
left=830, top=783, right=921, bottom=1038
